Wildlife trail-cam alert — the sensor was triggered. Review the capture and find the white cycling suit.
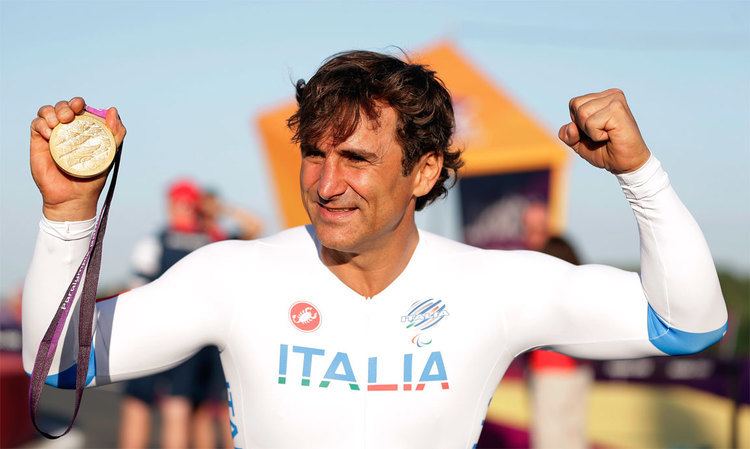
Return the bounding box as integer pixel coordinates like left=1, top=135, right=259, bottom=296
left=23, top=156, right=727, bottom=449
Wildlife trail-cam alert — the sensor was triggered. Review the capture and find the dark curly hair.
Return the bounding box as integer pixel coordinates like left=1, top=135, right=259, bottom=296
left=287, top=50, right=463, bottom=211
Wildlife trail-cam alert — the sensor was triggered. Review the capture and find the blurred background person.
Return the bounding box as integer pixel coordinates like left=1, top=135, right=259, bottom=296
left=523, top=201, right=591, bottom=449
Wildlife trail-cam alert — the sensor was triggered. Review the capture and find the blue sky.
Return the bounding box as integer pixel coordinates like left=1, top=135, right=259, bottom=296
left=1, top=1, right=748, bottom=292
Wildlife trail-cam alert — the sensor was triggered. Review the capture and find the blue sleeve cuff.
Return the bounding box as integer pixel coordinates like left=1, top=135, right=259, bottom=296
left=27, top=346, right=97, bottom=389
left=647, top=304, right=727, bottom=355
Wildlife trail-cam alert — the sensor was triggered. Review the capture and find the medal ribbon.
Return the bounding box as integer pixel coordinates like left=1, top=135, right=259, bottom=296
left=28, top=106, right=121, bottom=438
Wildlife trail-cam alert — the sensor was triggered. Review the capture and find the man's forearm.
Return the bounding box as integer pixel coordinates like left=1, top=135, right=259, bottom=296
left=22, top=218, right=95, bottom=373
left=618, top=156, right=727, bottom=354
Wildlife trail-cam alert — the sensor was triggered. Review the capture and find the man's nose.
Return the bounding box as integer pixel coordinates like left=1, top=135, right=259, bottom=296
left=317, top=158, right=347, bottom=201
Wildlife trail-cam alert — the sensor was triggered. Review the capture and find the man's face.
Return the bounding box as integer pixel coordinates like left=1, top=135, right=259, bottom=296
left=169, top=198, right=200, bottom=231
left=300, top=106, right=420, bottom=253
left=522, top=202, right=549, bottom=251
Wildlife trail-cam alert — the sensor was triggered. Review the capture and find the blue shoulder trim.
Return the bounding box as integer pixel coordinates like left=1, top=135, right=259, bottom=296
left=647, top=304, right=727, bottom=356
left=44, top=346, right=97, bottom=388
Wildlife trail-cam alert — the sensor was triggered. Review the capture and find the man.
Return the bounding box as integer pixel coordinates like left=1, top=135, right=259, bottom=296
left=24, top=51, right=727, bottom=449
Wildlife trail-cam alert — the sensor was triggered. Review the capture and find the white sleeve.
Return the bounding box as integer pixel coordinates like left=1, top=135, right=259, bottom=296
left=22, top=218, right=234, bottom=388
left=503, top=156, right=728, bottom=359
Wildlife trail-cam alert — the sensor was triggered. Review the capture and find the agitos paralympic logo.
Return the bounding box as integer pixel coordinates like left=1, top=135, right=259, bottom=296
left=276, top=345, right=449, bottom=392
left=402, top=298, right=449, bottom=347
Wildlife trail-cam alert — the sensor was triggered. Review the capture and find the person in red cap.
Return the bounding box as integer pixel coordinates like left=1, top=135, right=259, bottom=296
left=167, top=179, right=202, bottom=230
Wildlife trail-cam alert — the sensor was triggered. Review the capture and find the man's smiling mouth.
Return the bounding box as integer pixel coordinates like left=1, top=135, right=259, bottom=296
left=319, top=203, right=356, bottom=211
left=316, top=202, right=358, bottom=218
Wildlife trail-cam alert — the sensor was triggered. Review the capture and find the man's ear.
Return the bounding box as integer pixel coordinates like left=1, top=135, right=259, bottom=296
left=412, top=151, right=444, bottom=198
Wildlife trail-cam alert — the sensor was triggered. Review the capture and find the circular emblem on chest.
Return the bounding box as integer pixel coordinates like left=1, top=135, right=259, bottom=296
left=289, top=301, right=321, bottom=332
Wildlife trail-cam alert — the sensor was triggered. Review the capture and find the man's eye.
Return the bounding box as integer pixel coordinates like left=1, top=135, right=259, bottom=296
left=343, top=151, right=371, bottom=163
left=302, top=148, right=325, bottom=159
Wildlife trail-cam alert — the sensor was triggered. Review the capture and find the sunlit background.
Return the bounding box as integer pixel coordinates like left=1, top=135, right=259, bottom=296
left=1, top=1, right=748, bottom=448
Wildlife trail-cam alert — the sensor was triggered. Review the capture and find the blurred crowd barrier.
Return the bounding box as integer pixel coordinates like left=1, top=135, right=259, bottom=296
left=477, top=356, right=749, bottom=449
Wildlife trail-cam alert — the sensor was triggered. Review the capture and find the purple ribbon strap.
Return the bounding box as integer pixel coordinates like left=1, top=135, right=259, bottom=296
left=85, top=106, right=108, bottom=118
left=28, top=105, right=120, bottom=438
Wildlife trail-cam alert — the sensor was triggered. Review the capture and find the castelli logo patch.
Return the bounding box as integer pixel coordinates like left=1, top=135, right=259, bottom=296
left=289, top=301, right=321, bottom=332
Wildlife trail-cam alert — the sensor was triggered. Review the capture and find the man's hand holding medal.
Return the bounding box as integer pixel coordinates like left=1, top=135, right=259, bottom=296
left=30, top=97, right=126, bottom=221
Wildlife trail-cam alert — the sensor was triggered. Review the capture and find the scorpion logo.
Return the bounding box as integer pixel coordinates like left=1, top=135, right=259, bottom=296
left=292, top=307, right=318, bottom=325
left=289, top=301, right=321, bottom=332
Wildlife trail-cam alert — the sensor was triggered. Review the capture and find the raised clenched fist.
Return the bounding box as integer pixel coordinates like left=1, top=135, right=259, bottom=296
left=559, top=88, right=650, bottom=174
left=30, top=97, right=126, bottom=221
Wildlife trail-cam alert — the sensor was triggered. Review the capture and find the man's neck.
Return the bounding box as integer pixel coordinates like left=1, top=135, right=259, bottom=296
left=320, top=223, right=420, bottom=299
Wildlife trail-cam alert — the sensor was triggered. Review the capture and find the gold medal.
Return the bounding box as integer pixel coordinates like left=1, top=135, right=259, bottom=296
left=49, top=112, right=117, bottom=178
